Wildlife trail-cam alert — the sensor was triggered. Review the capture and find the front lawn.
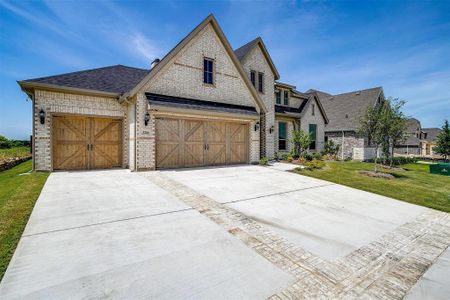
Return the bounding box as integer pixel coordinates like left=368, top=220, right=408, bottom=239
left=295, top=161, right=450, bottom=213
left=0, top=160, right=48, bottom=281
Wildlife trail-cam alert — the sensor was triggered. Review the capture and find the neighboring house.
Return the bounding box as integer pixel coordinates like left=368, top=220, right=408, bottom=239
left=19, top=15, right=268, bottom=171
left=421, top=128, right=441, bottom=157
left=274, top=83, right=328, bottom=155
left=394, top=118, right=423, bottom=156
left=313, top=87, right=385, bottom=160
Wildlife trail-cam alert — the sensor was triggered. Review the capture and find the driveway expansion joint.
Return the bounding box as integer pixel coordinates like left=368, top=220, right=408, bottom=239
left=141, top=171, right=450, bottom=299
left=22, top=207, right=194, bottom=238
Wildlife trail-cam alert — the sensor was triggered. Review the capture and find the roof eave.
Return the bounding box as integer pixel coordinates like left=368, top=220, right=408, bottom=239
left=17, top=81, right=120, bottom=99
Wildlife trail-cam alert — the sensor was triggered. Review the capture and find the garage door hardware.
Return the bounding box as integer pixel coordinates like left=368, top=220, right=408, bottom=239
left=86, top=144, right=94, bottom=151
left=204, top=144, right=210, bottom=150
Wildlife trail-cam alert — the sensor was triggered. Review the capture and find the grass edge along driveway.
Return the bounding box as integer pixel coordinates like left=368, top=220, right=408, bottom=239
left=0, top=160, right=48, bottom=281
left=296, top=161, right=450, bottom=213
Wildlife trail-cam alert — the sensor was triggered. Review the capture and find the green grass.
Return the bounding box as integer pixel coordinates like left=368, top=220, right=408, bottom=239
left=296, top=161, right=450, bottom=213
left=0, top=160, right=48, bottom=281
left=0, top=146, right=31, bottom=161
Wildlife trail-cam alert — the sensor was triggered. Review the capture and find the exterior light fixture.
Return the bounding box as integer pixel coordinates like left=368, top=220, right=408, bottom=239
left=254, top=121, right=260, bottom=131
left=144, top=112, right=150, bottom=126
left=39, top=109, right=46, bottom=125
left=269, top=125, right=274, bottom=134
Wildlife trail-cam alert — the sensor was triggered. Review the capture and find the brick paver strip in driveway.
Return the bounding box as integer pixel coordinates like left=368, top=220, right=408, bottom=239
left=141, top=166, right=450, bottom=299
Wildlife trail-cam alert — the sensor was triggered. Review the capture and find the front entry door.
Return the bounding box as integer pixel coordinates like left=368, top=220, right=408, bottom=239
left=53, top=116, right=122, bottom=170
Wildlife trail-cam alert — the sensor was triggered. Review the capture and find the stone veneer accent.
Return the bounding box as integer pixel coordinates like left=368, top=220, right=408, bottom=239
left=33, top=89, right=128, bottom=171
left=325, top=131, right=365, bottom=159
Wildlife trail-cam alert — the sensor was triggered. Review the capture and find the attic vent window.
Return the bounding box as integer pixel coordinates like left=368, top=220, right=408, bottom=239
left=345, top=114, right=349, bottom=118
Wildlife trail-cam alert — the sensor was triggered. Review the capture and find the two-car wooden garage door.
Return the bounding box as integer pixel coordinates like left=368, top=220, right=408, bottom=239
left=52, top=116, right=122, bottom=170
left=156, top=117, right=249, bottom=169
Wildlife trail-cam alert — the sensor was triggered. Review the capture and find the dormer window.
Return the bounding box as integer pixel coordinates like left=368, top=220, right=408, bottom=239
left=203, top=58, right=214, bottom=84
left=283, top=91, right=289, bottom=105
left=258, top=72, right=264, bottom=93
left=250, top=70, right=256, bottom=87
left=275, top=90, right=281, bottom=104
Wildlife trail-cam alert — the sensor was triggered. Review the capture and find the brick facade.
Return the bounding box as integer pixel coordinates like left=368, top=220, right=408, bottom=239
left=239, top=44, right=276, bottom=159
left=135, top=23, right=262, bottom=170
left=299, top=97, right=326, bottom=153
left=32, top=89, right=128, bottom=171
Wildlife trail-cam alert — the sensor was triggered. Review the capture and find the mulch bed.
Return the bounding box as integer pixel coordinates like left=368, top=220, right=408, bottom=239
left=358, top=170, right=395, bottom=180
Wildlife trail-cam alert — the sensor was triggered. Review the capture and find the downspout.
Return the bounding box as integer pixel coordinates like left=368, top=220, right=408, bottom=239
left=341, top=130, right=345, bottom=160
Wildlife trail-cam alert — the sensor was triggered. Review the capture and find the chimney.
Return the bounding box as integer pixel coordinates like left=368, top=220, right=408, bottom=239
left=151, top=58, right=160, bottom=69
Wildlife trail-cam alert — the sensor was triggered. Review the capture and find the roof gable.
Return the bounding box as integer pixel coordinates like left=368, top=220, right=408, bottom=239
left=234, top=37, right=280, bottom=80
left=301, top=93, right=329, bottom=124
left=127, top=14, right=267, bottom=113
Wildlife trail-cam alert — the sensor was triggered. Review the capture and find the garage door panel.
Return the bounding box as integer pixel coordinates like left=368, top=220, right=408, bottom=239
left=157, top=143, right=181, bottom=169
left=52, top=116, right=122, bottom=170
left=228, top=123, right=248, bottom=164
left=156, top=117, right=248, bottom=169
left=207, top=122, right=226, bottom=165
left=53, top=116, right=88, bottom=170
left=91, top=118, right=122, bottom=169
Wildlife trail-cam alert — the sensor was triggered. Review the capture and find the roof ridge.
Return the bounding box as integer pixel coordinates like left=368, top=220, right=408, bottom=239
left=333, top=86, right=382, bottom=96
left=24, top=64, right=148, bottom=82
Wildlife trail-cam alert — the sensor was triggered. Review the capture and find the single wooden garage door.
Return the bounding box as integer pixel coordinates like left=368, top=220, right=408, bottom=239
left=52, top=116, right=122, bottom=170
left=156, top=117, right=248, bottom=169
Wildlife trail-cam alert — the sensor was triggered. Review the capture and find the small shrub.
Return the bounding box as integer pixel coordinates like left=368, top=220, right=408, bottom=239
left=259, top=157, right=268, bottom=166
left=280, top=154, right=289, bottom=161
left=322, top=140, right=340, bottom=156
left=303, top=159, right=325, bottom=170
left=344, top=157, right=352, bottom=162
left=303, top=153, right=313, bottom=161
left=312, top=152, right=322, bottom=160
left=287, top=155, right=293, bottom=162
left=297, top=157, right=306, bottom=165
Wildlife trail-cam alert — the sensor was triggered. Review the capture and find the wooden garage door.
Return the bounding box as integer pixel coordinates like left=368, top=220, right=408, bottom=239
left=156, top=117, right=248, bottom=169
left=53, top=116, right=122, bottom=170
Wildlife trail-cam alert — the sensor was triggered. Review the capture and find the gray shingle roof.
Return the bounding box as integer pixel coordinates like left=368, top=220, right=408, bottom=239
left=22, top=65, right=149, bottom=94
left=146, top=93, right=258, bottom=116
left=422, top=128, right=441, bottom=142
left=314, top=87, right=383, bottom=132
left=234, top=38, right=259, bottom=61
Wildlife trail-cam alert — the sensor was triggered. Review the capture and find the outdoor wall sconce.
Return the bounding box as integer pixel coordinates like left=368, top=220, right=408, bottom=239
left=39, top=109, right=46, bottom=125
left=269, top=125, right=274, bottom=134
left=144, top=112, right=150, bottom=126
left=254, top=121, right=260, bottom=131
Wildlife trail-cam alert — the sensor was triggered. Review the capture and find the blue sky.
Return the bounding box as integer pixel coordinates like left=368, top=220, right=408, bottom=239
left=1, top=0, right=449, bottom=139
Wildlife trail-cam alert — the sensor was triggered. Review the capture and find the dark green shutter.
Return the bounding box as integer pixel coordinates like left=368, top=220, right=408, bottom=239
left=309, top=124, right=317, bottom=140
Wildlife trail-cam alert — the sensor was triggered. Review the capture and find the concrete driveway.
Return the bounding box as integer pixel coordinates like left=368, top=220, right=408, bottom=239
left=0, top=169, right=293, bottom=299
left=1, top=163, right=449, bottom=299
